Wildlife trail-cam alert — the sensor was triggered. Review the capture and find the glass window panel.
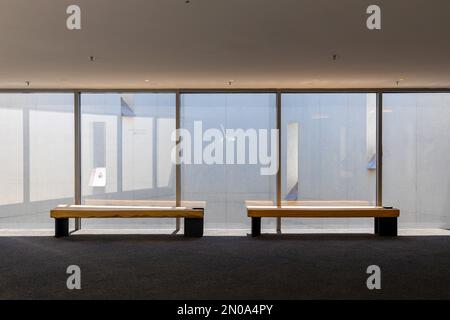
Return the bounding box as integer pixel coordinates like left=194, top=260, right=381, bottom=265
left=281, top=93, right=377, bottom=228
left=0, top=93, right=74, bottom=229
left=181, top=93, right=277, bottom=229
left=80, top=93, right=176, bottom=229
left=383, top=93, right=450, bottom=228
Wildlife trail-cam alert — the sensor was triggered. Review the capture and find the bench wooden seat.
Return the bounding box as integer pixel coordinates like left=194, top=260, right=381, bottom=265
left=51, top=204, right=204, bottom=238
left=246, top=201, right=399, bottom=237
left=84, top=199, right=206, bottom=208
left=245, top=200, right=372, bottom=207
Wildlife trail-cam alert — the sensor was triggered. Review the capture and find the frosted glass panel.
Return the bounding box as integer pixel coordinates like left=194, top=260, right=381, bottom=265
left=80, top=93, right=176, bottom=229
left=181, top=93, right=277, bottom=229
left=280, top=93, right=377, bottom=228
left=281, top=93, right=377, bottom=204
left=383, top=93, right=450, bottom=228
left=0, top=93, right=74, bottom=229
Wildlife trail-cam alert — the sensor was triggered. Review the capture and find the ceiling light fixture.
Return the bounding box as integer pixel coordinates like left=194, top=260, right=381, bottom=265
left=396, top=78, right=405, bottom=86
left=395, top=78, right=405, bottom=86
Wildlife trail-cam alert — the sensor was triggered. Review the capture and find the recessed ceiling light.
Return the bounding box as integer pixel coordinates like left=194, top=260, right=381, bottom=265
left=145, top=79, right=150, bottom=82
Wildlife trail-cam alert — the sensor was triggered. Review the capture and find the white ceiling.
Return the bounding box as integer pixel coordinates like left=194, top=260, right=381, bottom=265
left=0, top=0, right=449, bottom=89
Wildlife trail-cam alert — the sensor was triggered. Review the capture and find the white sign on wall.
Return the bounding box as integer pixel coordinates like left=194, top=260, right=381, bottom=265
left=89, top=167, right=106, bottom=187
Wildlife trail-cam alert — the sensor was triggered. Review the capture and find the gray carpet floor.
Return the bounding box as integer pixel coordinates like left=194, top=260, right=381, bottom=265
left=0, top=234, right=449, bottom=299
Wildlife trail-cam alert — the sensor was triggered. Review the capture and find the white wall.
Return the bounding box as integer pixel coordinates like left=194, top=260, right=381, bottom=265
left=30, top=110, right=74, bottom=201
left=122, top=117, right=154, bottom=191
left=0, top=107, right=23, bottom=206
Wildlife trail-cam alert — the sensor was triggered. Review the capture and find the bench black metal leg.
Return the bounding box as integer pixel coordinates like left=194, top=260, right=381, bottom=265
left=374, top=217, right=379, bottom=235
left=184, top=218, right=203, bottom=237
left=55, top=218, right=69, bottom=238
left=377, top=217, right=397, bottom=236
left=251, top=217, right=261, bottom=237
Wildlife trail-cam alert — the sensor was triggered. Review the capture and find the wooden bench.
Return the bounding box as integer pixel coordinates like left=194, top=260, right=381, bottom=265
left=51, top=204, right=204, bottom=238
left=246, top=201, right=399, bottom=237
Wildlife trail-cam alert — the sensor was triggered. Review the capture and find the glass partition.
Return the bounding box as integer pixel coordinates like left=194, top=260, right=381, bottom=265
left=80, top=93, right=176, bottom=229
left=281, top=93, right=377, bottom=227
left=1, top=90, right=449, bottom=231
left=181, top=93, right=277, bottom=228
left=383, top=93, right=450, bottom=228
left=0, top=93, right=74, bottom=228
